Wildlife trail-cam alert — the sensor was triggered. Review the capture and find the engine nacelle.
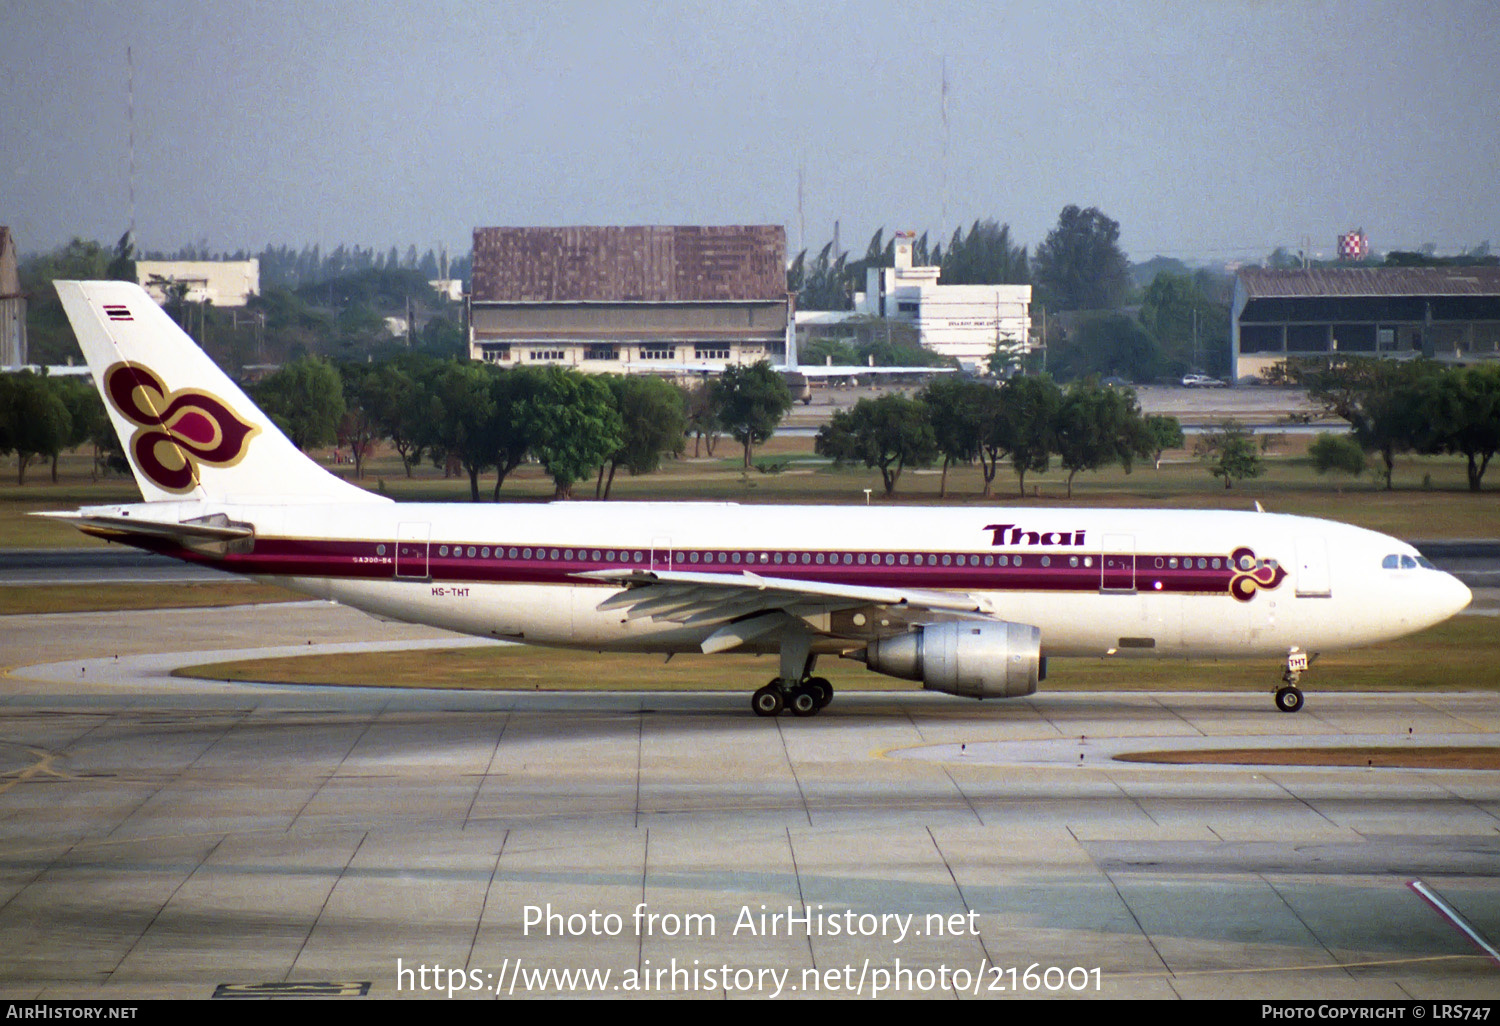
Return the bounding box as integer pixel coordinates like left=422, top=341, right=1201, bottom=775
left=860, top=621, right=1041, bottom=699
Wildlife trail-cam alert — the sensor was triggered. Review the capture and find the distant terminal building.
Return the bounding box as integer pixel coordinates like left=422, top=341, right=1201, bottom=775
left=467, top=225, right=789, bottom=374
left=1231, top=266, right=1500, bottom=381
left=827, top=231, right=1031, bottom=372
left=137, top=259, right=260, bottom=307
left=0, top=227, right=25, bottom=367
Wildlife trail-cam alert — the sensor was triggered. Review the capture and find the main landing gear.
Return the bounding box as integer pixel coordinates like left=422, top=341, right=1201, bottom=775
left=751, top=629, right=833, bottom=717
left=751, top=677, right=833, bottom=717
left=1275, top=648, right=1310, bottom=713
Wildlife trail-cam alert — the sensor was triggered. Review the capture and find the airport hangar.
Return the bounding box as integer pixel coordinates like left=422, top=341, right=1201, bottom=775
left=466, top=224, right=791, bottom=376
left=1231, top=266, right=1500, bottom=382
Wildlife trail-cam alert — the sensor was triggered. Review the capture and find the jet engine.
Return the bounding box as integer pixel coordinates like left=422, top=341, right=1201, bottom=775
left=858, top=621, right=1041, bottom=699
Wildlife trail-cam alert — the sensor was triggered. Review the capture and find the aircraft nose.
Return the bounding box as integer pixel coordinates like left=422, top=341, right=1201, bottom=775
left=1442, top=572, right=1473, bottom=619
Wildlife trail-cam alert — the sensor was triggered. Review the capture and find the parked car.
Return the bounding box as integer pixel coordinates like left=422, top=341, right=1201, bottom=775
left=1181, top=373, right=1227, bottom=388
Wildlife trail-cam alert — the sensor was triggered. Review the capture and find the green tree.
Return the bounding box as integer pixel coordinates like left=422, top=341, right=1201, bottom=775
left=711, top=362, right=793, bottom=469
left=1284, top=356, right=1437, bottom=489
left=1195, top=421, right=1263, bottom=489
left=106, top=231, right=137, bottom=282
left=51, top=376, right=100, bottom=483
left=997, top=375, right=1062, bottom=497
left=1053, top=380, right=1147, bottom=498
left=919, top=376, right=998, bottom=498
left=598, top=375, right=687, bottom=499
left=1138, top=272, right=1230, bottom=378
left=941, top=220, right=1029, bottom=285
left=19, top=239, right=113, bottom=364
left=254, top=356, right=345, bottom=451
left=517, top=368, right=623, bottom=499
left=365, top=358, right=430, bottom=477
left=422, top=361, right=497, bottom=501
left=1414, top=364, right=1500, bottom=492
left=1142, top=414, right=1185, bottom=470
left=1049, top=312, right=1163, bottom=383
left=487, top=365, right=547, bottom=499
left=684, top=380, right=723, bottom=457
left=1033, top=205, right=1132, bottom=311
left=815, top=394, right=938, bottom=496
left=0, top=372, right=72, bottom=485
left=1308, top=432, right=1367, bottom=491
left=336, top=362, right=384, bottom=479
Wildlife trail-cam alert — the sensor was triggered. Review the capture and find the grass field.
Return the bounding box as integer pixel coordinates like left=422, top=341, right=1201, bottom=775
left=174, top=613, right=1498, bottom=695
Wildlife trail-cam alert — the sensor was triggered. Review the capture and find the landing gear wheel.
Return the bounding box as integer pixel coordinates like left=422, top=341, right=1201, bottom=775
left=808, top=677, right=833, bottom=709
left=788, top=684, right=821, bottom=717
left=1275, top=685, right=1304, bottom=713
left=751, top=684, right=784, bottom=717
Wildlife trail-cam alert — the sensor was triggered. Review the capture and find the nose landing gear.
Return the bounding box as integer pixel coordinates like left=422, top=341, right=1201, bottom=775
left=1275, top=648, right=1310, bottom=713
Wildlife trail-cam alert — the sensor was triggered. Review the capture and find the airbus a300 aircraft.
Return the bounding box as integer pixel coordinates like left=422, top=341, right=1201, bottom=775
left=48, top=281, right=1471, bottom=716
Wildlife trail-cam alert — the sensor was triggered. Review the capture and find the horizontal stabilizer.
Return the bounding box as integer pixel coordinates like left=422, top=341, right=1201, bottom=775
left=34, top=511, right=254, bottom=554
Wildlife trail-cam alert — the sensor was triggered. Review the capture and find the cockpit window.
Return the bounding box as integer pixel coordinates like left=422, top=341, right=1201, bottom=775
left=1385, top=553, right=1436, bottom=570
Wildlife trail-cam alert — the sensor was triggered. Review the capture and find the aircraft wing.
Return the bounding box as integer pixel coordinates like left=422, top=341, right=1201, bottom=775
left=577, top=567, right=993, bottom=653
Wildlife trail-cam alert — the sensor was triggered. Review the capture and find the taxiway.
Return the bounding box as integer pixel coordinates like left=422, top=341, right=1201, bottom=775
left=0, top=601, right=1496, bottom=999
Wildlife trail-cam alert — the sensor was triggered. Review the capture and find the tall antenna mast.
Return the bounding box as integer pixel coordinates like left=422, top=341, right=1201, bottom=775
left=126, top=46, right=136, bottom=248
left=796, top=160, right=805, bottom=258
left=940, top=56, right=949, bottom=234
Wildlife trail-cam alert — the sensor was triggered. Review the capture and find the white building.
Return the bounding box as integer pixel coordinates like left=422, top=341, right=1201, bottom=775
left=852, top=232, right=1032, bottom=371
left=137, top=259, right=260, bottom=307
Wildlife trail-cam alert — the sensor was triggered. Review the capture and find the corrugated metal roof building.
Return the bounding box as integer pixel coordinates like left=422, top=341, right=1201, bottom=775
left=1231, top=266, right=1500, bottom=381
left=0, top=227, right=26, bottom=367
left=468, top=226, right=789, bottom=373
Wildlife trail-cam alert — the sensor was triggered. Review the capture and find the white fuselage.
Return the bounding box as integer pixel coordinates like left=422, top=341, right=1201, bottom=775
left=96, top=499, right=1471, bottom=664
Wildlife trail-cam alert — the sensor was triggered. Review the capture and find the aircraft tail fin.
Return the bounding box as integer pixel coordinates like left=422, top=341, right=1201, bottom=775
left=55, top=280, right=386, bottom=505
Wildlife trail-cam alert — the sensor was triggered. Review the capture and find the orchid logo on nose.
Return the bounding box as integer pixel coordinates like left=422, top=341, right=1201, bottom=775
left=104, top=362, right=259, bottom=493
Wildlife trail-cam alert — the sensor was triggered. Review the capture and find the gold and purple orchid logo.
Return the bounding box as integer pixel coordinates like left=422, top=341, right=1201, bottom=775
left=1228, top=546, right=1287, bottom=601
left=104, top=362, right=259, bottom=493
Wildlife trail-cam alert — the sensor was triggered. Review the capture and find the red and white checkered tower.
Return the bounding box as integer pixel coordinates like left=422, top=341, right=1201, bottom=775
left=1338, top=229, right=1369, bottom=261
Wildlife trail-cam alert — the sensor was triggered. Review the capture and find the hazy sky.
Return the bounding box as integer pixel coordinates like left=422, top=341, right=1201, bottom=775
left=4, top=0, right=1497, bottom=265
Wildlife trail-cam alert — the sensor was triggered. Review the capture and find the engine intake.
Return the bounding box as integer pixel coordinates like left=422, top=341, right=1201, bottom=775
left=859, top=621, right=1041, bottom=699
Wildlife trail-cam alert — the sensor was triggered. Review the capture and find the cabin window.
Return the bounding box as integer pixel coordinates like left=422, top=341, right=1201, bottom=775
left=1040, top=556, right=1051, bottom=567
left=550, top=549, right=560, bottom=560
left=591, top=550, right=601, bottom=561
left=1069, top=556, right=1079, bottom=567
left=605, top=550, right=615, bottom=562
left=633, top=551, right=644, bottom=562
left=1168, top=558, right=1178, bottom=569
left=984, top=555, right=994, bottom=567
left=842, top=553, right=853, bottom=565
